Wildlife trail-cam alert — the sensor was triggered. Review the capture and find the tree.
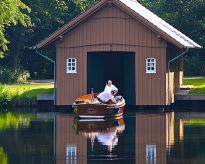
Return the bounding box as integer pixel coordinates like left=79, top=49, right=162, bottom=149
left=140, top=0, right=205, bottom=76
left=0, top=0, right=31, bottom=58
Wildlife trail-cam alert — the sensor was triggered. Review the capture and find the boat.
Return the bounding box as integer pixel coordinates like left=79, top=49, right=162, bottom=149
left=72, top=93, right=125, bottom=118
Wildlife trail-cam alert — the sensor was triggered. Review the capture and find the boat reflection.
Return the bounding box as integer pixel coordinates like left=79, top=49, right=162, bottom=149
left=74, top=117, right=125, bottom=152
left=55, top=113, right=126, bottom=164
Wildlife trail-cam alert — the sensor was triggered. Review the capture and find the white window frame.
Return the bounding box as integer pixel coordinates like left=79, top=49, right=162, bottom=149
left=146, top=145, right=156, bottom=164
left=67, top=58, right=77, bottom=74
left=66, top=145, right=77, bottom=164
left=146, top=58, right=156, bottom=74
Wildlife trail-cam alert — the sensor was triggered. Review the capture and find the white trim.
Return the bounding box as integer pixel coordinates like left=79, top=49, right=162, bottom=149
left=66, top=58, right=77, bottom=74
left=79, top=119, right=105, bottom=122
left=79, top=115, right=105, bottom=118
left=146, top=58, right=156, bottom=74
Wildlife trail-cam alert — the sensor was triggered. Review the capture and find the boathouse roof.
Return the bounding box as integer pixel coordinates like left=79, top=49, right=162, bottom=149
left=36, top=0, right=201, bottom=49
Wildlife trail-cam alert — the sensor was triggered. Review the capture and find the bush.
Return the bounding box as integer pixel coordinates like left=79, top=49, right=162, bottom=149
left=0, top=66, right=30, bottom=84
left=184, top=54, right=204, bottom=76
left=0, top=84, right=9, bottom=104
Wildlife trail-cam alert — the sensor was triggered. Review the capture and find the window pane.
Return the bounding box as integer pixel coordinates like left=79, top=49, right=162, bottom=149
left=69, top=63, right=71, bottom=66
left=72, top=67, right=75, bottom=71
left=151, top=67, right=154, bottom=70
left=147, top=67, right=151, bottom=70
left=68, top=59, right=72, bottom=62
left=69, top=67, right=72, bottom=70
left=72, top=59, right=75, bottom=62
left=72, top=63, right=75, bottom=66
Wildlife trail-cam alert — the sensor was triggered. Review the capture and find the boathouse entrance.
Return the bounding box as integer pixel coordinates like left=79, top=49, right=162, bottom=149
left=87, top=51, right=136, bottom=105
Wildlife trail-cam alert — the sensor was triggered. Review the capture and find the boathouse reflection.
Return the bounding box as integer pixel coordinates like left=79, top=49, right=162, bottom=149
left=136, top=112, right=184, bottom=164
left=55, top=111, right=186, bottom=163
left=56, top=114, right=87, bottom=164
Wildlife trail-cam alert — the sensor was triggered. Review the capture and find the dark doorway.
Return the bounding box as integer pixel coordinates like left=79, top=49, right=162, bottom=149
left=87, top=52, right=136, bottom=105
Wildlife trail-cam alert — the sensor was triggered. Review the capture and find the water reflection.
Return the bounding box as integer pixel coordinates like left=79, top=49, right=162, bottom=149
left=136, top=112, right=175, bottom=164
left=74, top=117, right=125, bottom=152
left=0, top=111, right=54, bottom=164
left=1, top=109, right=205, bottom=163
left=56, top=114, right=127, bottom=164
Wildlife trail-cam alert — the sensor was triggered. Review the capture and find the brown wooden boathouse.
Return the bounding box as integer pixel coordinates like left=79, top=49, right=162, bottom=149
left=36, top=0, right=201, bottom=106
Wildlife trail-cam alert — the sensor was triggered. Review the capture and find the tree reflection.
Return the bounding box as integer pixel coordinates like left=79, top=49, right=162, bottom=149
left=0, top=112, right=34, bottom=130
left=0, top=147, right=7, bottom=164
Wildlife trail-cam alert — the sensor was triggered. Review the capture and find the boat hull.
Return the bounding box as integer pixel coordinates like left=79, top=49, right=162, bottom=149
left=73, top=93, right=125, bottom=118
left=73, top=104, right=124, bottom=118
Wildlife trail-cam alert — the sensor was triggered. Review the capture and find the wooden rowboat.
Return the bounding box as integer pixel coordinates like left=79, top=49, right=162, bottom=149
left=72, top=93, right=125, bottom=118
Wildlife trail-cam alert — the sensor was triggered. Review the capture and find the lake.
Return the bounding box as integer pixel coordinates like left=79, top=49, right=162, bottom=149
left=0, top=107, right=205, bottom=164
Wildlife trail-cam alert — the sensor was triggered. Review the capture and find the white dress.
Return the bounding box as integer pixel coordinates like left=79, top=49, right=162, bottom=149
left=104, top=84, right=118, bottom=93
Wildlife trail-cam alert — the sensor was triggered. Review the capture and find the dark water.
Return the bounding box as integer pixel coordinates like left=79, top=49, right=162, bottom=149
left=0, top=108, right=205, bottom=164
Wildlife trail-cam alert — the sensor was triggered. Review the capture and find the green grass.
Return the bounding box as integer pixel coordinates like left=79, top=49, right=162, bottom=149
left=0, top=84, right=54, bottom=103
left=184, top=119, right=205, bottom=126
left=184, top=77, right=205, bottom=94
left=5, top=85, right=54, bottom=98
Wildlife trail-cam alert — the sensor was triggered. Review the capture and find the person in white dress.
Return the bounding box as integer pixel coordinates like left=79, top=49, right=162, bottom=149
left=97, top=89, right=117, bottom=103
left=104, top=80, right=118, bottom=94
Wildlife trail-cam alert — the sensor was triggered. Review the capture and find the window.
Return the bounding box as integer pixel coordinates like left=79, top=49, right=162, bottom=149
left=66, top=145, right=77, bottom=164
left=67, top=58, right=77, bottom=73
left=146, top=58, right=156, bottom=73
left=146, top=145, right=156, bottom=164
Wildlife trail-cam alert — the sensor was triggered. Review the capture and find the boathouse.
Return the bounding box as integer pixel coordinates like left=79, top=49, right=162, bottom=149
left=36, top=0, right=201, bottom=106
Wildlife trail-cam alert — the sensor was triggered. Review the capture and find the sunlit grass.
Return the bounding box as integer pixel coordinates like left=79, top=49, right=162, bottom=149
left=184, top=119, right=205, bottom=126
left=5, top=85, right=54, bottom=98
left=0, top=84, right=54, bottom=103
left=183, top=77, right=205, bottom=94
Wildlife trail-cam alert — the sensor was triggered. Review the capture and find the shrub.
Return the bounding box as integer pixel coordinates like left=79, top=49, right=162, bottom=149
left=184, top=54, right=203, bottom=76
left=0, top=66, right=30, bottom=84
left=0, top=84, right=9, bottom=104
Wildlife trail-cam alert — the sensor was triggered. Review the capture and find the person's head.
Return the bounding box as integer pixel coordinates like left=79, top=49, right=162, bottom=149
left=108, top=80, right=112, bottom=86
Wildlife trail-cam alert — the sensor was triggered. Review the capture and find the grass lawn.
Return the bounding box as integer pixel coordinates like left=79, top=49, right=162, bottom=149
left=183, top=77, right=205, bottom=94
left=0, top=84, right=54, bottom=102
left=184, top=119, right=205, bottom=126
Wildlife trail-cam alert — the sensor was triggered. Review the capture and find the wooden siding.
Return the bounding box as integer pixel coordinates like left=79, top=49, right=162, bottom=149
left=56, top=114, right=87, bottom=164
left=56, top=4, right=167, bottom=105
left=166, top=43, right=182, bottom=104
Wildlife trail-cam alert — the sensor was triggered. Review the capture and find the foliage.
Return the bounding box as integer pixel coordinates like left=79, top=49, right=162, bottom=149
left=0, top=112, right=32, bottom=130
left=0, top=0, right=31, bottom=58
left=0, top=0, right=204, bottom=81
left=0, top=0, right=99, bottom=80
left=141, top=0, right=205, bottom=76
left=0, top=66, right=30, bottom=84
left=0, top=147, right=7, bottom=164
left=184, top=54, right=204, bottom=76
left=183, top=77, right=205, bottom=94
